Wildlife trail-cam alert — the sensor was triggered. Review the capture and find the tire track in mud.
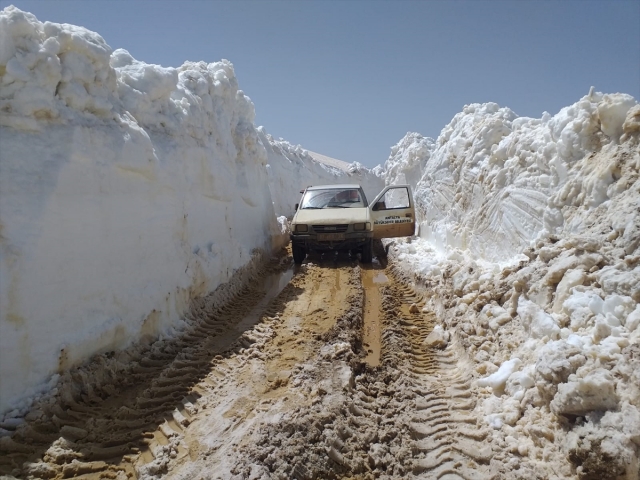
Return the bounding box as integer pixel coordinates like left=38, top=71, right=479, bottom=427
left=0, top=253, right=294, bottom=480
left=169, top=259, right=362, bottom=480
left=383, top=265, right=493, bottom=479
left=2, top=252, right=494, bottom=480
left=231, top=260, right=493, bottom=480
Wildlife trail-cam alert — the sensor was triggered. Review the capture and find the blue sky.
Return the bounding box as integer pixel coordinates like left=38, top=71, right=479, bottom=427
left=3, top=0, right=639, bottom=167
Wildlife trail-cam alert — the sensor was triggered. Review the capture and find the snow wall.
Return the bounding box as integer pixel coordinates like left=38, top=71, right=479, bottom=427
left=0, top=7, right=381, bottom=414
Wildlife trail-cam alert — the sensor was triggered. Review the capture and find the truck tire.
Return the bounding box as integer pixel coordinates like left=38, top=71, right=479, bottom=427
left=293, top=244, right=306, bottom=265
left=360, top=239, right=373, bottom=264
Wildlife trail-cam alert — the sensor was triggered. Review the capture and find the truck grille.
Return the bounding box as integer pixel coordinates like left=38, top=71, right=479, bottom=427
left=313, top=224, right=349, bottom=233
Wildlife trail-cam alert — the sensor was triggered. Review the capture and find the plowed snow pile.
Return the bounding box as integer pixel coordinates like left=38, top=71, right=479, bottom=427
left=387, top=93, right=640, bottom=478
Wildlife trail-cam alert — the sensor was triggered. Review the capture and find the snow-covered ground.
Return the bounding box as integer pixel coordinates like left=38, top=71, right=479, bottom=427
left=0, top=6, right=380, bottom=415
left=386, top=93, right=640, bottom=477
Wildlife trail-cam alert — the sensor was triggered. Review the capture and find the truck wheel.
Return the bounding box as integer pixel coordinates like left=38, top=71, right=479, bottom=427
left=360, top=239, right=373, bottom=264
left=292, top=244, right=306, bottom=265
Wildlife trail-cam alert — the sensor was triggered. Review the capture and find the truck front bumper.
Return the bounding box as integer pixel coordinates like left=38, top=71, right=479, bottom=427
left=290, top=231, right=372, bottom=252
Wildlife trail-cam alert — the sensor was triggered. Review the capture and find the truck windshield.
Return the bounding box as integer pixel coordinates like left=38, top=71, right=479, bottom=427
left=301, top=188, right=368, bottom=209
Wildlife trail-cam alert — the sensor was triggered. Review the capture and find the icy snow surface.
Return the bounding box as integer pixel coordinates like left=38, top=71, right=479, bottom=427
left=387, top=91, right=640, bottom=477
left=0, top=6, right=380, bottom=414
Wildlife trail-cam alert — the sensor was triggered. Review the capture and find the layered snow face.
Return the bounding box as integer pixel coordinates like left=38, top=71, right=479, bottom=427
left=0, top=6, right=375, bottom=414
left=387, top=93, right=640, bottom=477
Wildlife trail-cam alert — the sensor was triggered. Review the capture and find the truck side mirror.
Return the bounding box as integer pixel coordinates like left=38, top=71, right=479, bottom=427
left=373, top=201, right=383, bottom=211
left=295, top=203, right=299, bottom=211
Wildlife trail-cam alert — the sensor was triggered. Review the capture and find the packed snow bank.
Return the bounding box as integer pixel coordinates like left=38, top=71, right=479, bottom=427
left=0, top=6, right=378, bottom=415
left=386, top=92, right=640, bottom=478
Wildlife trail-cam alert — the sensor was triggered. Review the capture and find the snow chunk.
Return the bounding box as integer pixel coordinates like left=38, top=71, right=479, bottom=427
left=622, top=104, right=640, bottom=136
left=597, top=93, right=637, bottom=142
left=552, top=268, right=586, bottom=313
left=593, top=315, right=613, bottom=343
left=597, top=264, right=640, bottom=300
left=505, top=365, right=535, bottom=400
left=114, top=49, right=178, bottom=101
left=626, top=305, right=640, bottom=332
left=551, top=369, right=619, bottom=416
left=602, top=294, right=636, bottom=325
left=517, top=297, right=560, bottom=340
left=423, top=324, right=448, bottom=348
left=534, top=340, right=587, bottom=402
left=562, top=289, right=603, bottom=330
left=320, top=342, right=352, bottom=360
left=600, top=403, right=640, bottom=447
left=478, top=358, right=522, bottom=394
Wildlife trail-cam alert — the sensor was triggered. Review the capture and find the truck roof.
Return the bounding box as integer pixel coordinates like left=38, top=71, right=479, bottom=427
left=305, top=184, right=362, bottom=191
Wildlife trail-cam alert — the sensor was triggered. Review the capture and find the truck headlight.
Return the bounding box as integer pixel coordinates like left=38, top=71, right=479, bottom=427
left=353, top=222, right=370, bottom=231
left=294, top=224, right=308, bottom=233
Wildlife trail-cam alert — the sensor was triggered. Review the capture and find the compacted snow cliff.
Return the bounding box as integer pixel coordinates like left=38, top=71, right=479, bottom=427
left=0, top=6, right=379, bottom=414
left=387, top=94, right=640, bottom=478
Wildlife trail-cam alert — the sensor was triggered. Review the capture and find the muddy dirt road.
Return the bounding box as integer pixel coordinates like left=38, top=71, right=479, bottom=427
left=1, top=250, right=503, bottom=479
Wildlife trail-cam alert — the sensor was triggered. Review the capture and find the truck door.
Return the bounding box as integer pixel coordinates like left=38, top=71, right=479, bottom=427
left=370, top=185, right=416, bottom=239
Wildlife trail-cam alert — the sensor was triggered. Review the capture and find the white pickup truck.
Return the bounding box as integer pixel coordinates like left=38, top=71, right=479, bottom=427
left=290, top=184, right=416, bottom=264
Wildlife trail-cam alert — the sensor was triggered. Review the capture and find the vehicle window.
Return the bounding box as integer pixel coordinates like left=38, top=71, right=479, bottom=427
left=375, top=187, right=410, bottom=210
left=301, top=188, right=367, bottom=209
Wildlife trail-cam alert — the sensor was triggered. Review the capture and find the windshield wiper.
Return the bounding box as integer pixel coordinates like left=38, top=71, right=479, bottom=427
left=302, top=206, right=324, bottom=209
